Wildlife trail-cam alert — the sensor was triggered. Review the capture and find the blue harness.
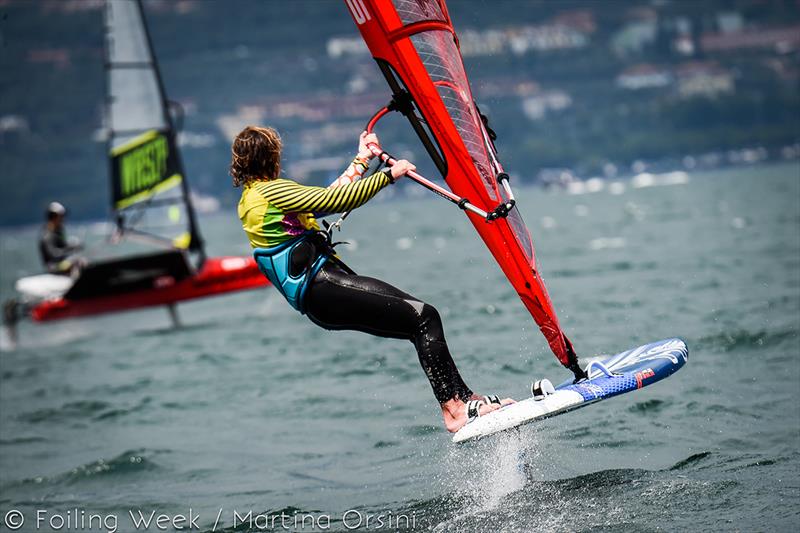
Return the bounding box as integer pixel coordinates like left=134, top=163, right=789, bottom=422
left=253, top=232, right=330, bottom=314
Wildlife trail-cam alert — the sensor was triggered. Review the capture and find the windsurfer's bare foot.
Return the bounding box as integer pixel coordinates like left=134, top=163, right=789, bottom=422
left=441, top=395, right=516, bottom=433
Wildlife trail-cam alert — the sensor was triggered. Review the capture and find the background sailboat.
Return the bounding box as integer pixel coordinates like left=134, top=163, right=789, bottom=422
left=3, top=0, right=268, bottom=340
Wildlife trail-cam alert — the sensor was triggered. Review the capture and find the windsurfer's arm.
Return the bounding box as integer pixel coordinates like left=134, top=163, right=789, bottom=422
left=260, top=171, right=393, bottom=214
left=329, top=156, right=371, bottom=189
left=329, top=132, right=380, bottom=188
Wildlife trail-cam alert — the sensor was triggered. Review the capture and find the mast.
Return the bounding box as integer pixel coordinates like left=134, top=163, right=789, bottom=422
left=346, top=0, right=581, bottom=374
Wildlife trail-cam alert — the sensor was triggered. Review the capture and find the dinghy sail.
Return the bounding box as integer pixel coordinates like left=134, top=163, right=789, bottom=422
left=345, top=0, right=584, bottom=377
left=106, top=0, right=203, bottom=259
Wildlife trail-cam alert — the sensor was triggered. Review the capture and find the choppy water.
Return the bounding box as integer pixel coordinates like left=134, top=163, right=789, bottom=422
left=1, top=163, right=798, bottom=532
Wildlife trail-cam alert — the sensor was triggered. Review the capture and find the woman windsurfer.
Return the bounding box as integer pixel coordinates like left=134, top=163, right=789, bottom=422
left=232, top=126, right=513, bottom=432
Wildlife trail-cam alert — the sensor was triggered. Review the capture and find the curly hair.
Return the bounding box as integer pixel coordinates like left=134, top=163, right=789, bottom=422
left=230, top=126, right=282, bottom=187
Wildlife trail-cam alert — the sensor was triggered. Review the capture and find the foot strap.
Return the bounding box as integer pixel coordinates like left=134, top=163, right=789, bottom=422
left=484, top=394, right=501, bottom=406
left=466, top=399, right=484, bottom=420
left=466, top=395, right=502, bottom=420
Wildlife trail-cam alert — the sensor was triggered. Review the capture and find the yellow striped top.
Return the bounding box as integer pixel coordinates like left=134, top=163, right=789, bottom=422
left=238, top=165, right=392, bottom=249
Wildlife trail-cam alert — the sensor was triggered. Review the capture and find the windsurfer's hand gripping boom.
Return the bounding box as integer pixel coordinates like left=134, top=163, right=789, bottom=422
left=359, top=130, right=417, bottom=182
left=363, top=107, right=512, bottom=221
left=330, top=131, right=415, bottom=191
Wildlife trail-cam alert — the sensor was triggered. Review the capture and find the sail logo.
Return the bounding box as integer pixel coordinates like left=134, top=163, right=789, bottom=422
left=635, top=368, right=655, bottom=389
left=640, top=339, right=687, bottom=364
left=346, top=0, right=371, bottom=24
left=119, top=135, right=170, bottom=197
left=612, top=339, right=687, bottom=370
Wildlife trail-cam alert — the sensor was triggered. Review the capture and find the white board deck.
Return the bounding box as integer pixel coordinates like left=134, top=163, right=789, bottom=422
left=453, top=338, right=688, bottom=444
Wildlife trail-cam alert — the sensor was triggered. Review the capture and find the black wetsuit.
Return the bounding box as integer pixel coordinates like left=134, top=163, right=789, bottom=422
left=238, top=164, right=474, bottom=405
left=304, top=259, right=473, bottom=404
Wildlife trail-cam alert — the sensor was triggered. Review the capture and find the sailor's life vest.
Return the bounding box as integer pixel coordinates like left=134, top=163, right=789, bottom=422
left=253, top=231, right=331, bottom=313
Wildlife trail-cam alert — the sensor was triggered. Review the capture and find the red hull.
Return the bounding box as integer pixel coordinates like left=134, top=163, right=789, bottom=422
left=30, top=256, right=269, bottom=322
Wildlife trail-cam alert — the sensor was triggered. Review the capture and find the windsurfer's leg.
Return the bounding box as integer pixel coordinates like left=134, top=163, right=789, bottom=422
left=305, top=261, right=505, bottom=427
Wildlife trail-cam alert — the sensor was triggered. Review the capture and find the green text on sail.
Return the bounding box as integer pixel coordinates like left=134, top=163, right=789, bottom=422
left=120, top=134, right=169, bottom=198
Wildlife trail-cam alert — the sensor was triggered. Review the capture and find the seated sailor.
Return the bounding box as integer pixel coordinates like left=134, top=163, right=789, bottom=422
left=39, top=202, right=84, bottom=275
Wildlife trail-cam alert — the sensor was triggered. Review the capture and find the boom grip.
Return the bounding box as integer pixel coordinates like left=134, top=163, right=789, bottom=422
left=365, top=106, right=489, bottom=219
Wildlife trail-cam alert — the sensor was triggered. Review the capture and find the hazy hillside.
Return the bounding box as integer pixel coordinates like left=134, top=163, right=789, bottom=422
left=1, top=0, right=798, bottom=226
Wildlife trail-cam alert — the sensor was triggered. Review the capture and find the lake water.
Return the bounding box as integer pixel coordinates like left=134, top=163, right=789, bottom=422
left=1, top=163, right=798, bottom=532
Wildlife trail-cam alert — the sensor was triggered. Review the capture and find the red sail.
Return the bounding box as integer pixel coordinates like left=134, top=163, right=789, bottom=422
left=345, top=0, right=578, bottom=368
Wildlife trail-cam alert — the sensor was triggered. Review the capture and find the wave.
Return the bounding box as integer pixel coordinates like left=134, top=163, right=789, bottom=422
left=669, top=451, right=712, bottom=470
left=0, top=435, right=47, bottom=446
left=9, top=449, right=160, bottom=490
left=550, top=261, right=658, bottom=279
left=695, top=327, right=799, bottom=353
left=17, top=400, right=112, bottom=423
left=363, top=441, right=788, bottom=533
left=185, top=448, right=793, bottom=533
left=18, top=397, right=152, bottom=424
left=627, top=398, right=666, bottom=414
